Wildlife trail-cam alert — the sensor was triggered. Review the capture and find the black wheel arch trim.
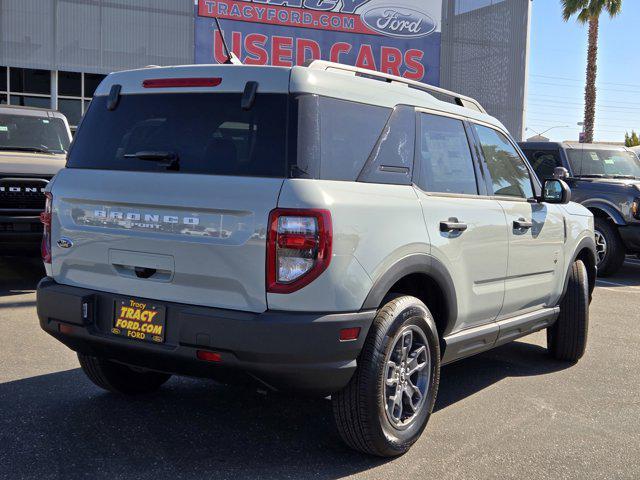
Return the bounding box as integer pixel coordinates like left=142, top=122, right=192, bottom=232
left=584, top=200, right=626, bottom=226
left=361, top=253, right=458, bottom=336
left=562, top=235, right=597, bottom=301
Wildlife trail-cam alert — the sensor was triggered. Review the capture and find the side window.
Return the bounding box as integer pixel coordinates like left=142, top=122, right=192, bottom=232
left=417, top=113, right=478, bottom=195
left=523, top=149, right=563, bottom=181
left=474, top=125, right=534, bottom=199
left=358, top=105, right=416, bottom=185
left=296, top=95, right=391, bottom=181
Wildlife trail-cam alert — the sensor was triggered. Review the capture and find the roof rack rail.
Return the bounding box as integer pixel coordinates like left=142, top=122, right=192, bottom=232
left=306, top=60, right=486, bottom=114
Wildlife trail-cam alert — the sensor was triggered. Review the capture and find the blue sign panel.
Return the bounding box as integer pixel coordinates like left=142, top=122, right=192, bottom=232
left=195, top=0, right=442, bottom=85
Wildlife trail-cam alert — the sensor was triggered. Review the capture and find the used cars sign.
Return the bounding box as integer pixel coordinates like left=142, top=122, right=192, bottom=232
left=195, top=0, right=442, bottom=85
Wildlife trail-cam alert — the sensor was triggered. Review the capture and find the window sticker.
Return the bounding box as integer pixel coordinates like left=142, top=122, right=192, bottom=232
left=0, top=126, right=7, bottom=132
left=590, top=152, right=599, bottom=161
left=42, top=119, right=50, bottom=124
left=604, top=158, right=615, bottom=165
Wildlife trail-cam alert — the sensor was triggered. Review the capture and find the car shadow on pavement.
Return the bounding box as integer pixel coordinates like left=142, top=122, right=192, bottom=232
left=435, top=341, right=570, bottom=412
left=0, top=256, right=44, bottom=297
left=598, top=258, right=640, bottom=288
left=0, top=341, right=570, bottom=480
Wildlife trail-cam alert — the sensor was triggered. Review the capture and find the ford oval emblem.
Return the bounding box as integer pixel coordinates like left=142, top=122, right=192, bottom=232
left=57, top=238, right=74, bottom=249
left=362, top=6, right=437, bottom=39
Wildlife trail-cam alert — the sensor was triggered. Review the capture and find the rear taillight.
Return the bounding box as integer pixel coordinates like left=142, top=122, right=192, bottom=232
left=40, top=192, right=52, bottom=264
left=267, top=209, right=332, bottom=294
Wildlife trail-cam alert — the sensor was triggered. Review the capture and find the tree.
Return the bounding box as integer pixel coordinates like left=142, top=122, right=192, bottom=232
left=562, top=0, right=623, bottom=144
left=625, top=130, right=640, bottom=147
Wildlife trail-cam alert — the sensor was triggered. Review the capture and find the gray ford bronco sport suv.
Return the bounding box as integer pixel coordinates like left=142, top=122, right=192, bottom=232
left=0, top=105, right=70, bottom=255
left=37, top=62, right=596, bottom=457
left=520, top=141, right=640, bottom=276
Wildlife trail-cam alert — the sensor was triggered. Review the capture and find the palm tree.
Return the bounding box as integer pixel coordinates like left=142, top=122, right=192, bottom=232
left=562, top=0, right=623, bottom=143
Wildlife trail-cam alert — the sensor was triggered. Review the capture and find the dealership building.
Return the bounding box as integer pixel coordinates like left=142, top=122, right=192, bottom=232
left=0, top=0, right=530, bottom=137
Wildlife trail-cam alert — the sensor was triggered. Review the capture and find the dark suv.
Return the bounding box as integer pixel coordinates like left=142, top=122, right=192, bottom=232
left=520, top=141, right=640, bottom=275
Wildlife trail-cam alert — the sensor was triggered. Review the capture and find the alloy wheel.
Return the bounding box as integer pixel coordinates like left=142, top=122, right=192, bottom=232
left=594, top=229, right=607, bottom=266
left=383, top=325, right=430, bottom=429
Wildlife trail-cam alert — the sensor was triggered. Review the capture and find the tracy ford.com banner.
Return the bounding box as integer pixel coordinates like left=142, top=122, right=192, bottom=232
left=194, top=0, right=442, bottom=85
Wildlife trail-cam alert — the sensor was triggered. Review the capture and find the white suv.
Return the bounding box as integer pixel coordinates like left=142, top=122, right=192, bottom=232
left=37, top=61, right=596, bottom=456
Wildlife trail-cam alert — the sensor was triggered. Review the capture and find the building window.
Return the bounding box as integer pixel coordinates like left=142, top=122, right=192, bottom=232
left=9, top=68, right=50, bottom=95
left=58, top=72, right=106, bottom=130
left=84, top=73, right=104, bottom=97
left=58, top=98, right=82, bottom=126
left=59, top=71, right=82, bottom=97
left=1, top=67, right=105, bottom=130
left=9, top=95, right=51, bottom=109
left=0, top=67, right=7, bottom=91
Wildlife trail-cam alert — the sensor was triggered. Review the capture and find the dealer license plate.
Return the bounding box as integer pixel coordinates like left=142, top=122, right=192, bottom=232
left=112, top=298, right=166, bottom=344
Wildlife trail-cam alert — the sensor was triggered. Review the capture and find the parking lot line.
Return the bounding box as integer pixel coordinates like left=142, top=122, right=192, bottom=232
left=596, top=279, right=635, bottom=287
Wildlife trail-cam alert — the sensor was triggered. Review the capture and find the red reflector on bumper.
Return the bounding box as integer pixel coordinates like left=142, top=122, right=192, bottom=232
left=196, top=350, right=222, bottom=362
left=339, top=327, right=361, bottom=342
left=58, top=323, right=74, bottom=335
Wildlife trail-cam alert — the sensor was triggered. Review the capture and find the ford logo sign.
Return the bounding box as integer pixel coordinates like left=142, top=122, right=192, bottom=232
left=57, top=238, right=74, bottom=249
left=361, top=6, right=437, bottom=39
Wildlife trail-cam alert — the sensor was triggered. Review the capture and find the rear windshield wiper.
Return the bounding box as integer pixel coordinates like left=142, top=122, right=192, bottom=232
left=123, top=151, right=179, bottom=170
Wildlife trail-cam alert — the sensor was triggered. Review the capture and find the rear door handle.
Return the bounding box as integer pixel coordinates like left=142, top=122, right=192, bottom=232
left=440, top=220, right=468, bottom=232
left=513, top=218, right=533, bottom=230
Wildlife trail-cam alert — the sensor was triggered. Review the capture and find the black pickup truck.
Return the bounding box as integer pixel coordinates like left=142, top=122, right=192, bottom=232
left=519, top=141, right=640, bottom=276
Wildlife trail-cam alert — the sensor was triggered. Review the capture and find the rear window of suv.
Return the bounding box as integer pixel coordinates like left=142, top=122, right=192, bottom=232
left=67, top=93, right=291, bottom=177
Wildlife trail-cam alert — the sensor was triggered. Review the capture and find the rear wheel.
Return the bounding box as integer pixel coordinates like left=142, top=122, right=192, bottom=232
left=547, top=260, right=589, bottom=362
left=78, top=353, right=171, bottom=394
left=594, top=217, right=625, bottom=276
left=332, top=296, right=440, bottom=457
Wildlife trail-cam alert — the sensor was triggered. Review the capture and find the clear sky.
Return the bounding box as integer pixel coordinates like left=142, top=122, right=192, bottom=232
left=526, top=0, right=640, bottom=143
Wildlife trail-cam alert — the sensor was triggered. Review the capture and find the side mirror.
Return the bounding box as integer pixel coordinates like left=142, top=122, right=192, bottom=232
left=553, top=166, right=570, bottom=180
left=542, top=178, right=571, bottom=204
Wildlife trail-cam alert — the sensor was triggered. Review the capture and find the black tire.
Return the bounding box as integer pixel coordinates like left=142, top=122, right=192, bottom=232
left=594, top=217, right=625, bottom=277
left=547, top=260, right=589, bottom=362
left=78, top=353, right=171, bottom=394
left=332, top=295, right=440, bottom=457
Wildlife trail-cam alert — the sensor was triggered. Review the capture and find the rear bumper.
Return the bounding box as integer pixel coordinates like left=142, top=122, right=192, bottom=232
left=0, top=215, right=42, bottom=254
left=619, top=224, right=640, bottom=252
left=37, top=278, right=375, bottom=396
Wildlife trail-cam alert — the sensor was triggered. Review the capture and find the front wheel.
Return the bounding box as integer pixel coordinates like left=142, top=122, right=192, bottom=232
left=594, top=218, right=625, bottom=277
left=78, top=353, right=171, bottom=394
left=547, top=260, right=589, bottom=362
left=332, top=295, right=440, bottom=457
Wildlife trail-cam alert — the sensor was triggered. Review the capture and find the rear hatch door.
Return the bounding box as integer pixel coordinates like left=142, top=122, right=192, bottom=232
left=50, top=66, right=293, bottom=312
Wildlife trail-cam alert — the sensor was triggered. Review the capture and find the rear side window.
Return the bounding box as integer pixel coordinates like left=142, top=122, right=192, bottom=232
left=416, top=113, right=478, bottom=195
left=474, top=125, right=534, bottom=199
left=296, top=95, right=391, bottom=181
left=523, top=149, right=563, bottom=181
left=67, top=93, right=291, bottom=177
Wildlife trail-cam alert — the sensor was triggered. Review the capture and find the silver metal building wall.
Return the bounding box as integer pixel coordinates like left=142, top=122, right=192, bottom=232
left=440, top=0, right=531, bottom=140
left=0, top=0, right=194, bottom=74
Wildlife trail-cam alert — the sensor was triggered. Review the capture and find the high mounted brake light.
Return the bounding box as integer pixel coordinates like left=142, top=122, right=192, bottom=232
left=267, top=209, right=332, bottom=294
left=40, top=192, right=52, bottom=264
left=142, top=77, right=222, bottom=88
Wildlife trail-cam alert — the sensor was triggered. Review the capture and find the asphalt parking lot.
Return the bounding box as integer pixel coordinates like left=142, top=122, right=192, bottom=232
left=0, top=257, right=638, bottom=480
